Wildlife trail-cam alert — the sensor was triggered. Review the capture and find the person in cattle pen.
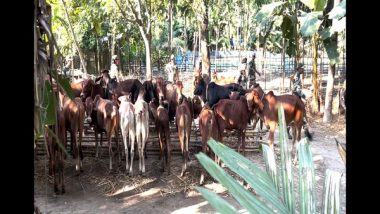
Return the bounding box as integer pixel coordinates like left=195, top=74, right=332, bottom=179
left=165, top=54, right=178, bottom=83
left=290, top=63, right=306, bottom=102
left=110, top=55, right=120, bottom=82
left=248, top=53, right=261, bottom=88
left=236, top=57, right=248, bottom=89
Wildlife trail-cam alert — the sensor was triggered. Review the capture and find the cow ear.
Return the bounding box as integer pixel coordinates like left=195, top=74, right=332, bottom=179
left=118, top=96, right=124, bottom=102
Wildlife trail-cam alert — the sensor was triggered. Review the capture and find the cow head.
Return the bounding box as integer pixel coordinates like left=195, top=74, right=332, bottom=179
left=246, top=89, right=264, bottom=112
left=80, top=79, right=94, bottom=100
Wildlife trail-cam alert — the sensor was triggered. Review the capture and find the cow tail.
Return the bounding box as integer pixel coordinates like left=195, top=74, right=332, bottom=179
left=301, top=101, right=313, bottom=141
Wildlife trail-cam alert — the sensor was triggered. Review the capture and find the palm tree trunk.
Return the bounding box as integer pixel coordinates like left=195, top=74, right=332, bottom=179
left=60, top=0, right=87, bottom=74
left=312, top=34, right=319, bottom=114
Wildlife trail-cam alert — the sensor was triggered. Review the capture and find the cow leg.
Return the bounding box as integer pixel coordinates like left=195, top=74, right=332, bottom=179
left=52, top=151, right=58, bottom=194
left=181, top=132, right=188, bottom=177
left=141, top=135, right=146, bottom=176
left=268, top=124, right=276, bottom=150
left=287, top=126, right=293, bottom=140
left=158, top=133, right=165, bottom=172
left=293, top=123, right=303, bottom=166
left=242, top=130, right=246, bottom=156
left=122, top=129, right=129, bottom=171
left=136, top=132, right=142, bottom=175
left=129, top=132, right=135, bottom=176
left=59, top=150, right=65, bottom=194
left=78, top=129, right=83, bottom=172
left=108, top=133, right=113, bottom=171
left=166, top=132, right=171, bottom=175
left=95, top=131, right=99, bottom=158
left=115, top=128, right=121, bottom=163
left=100, top=132, right=104, bottom=158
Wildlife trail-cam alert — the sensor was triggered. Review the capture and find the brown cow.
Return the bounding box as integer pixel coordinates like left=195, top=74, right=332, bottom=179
left=87, top=95, right=120, bottom=170
left=198, top=106, right=222, bottom=185
left=80, top=79, right=105, bottom=102
left=213, top=96, right=252, bottom=156
left=45, top=109, right=66, bottom=194
left=163, top=81, right=184, bottom=121
left=175, top=96, right=192, bottom=176
left=246, top=89, right=312, bottom=163
left=149, top=99, right=171, bottom=175
left=59, top=92, right=85, bottom=174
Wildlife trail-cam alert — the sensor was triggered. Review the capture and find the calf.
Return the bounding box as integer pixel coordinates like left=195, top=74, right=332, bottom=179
left=149, top=99, right=171, bottom=174
left=134, top=97, right=150, bottom=175
left=118, top=95, right=136, bottom=175
left=213, top=96, right=252, bottom=156
left=87, top=95, right=120, bottom=170
left=246, top=89, right=312, bottom=163
left=175, top=96, right=192, bottom=176
left=198, top=106, right=222, bottom=185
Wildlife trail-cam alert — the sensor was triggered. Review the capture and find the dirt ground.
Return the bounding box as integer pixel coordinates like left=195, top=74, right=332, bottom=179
left=34, top=74, right=346, bottom=214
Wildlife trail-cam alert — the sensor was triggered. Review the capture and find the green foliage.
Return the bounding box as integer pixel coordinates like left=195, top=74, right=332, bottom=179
left=195, top=187, right=240, bottom=214
left=195, top=104, right=339, bottom=214
left=322, top=169, right=342, bottom=214
left=323, top=37, right=340, bottom=65
left=196, top=151, right=276, bottom=214
left=297, top=139, right=316, bottom=214
left=262, top=144, right=279, bottom=191
left=278, top=104, right=295, bottom=213
left=281, top=15, right=295, bottom=41
left=299, top=12, right=323, bottom=37
left=300, top=0, right=327, bottom=11
left=328, top=0, right=346, bottom=20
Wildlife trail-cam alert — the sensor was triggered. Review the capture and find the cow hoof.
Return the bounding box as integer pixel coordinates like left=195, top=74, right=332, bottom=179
left=54, top=187, right=59, bottom=195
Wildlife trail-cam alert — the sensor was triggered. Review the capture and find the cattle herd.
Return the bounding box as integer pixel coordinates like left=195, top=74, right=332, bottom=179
left=43, top=70, right=312, bottom=194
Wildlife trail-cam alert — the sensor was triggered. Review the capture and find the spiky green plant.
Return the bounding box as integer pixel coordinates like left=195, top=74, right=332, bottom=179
left=196, top=104, right=341, bottom=214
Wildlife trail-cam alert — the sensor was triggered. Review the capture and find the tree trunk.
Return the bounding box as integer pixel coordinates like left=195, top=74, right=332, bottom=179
left=282, top=38, right=286, bottom=93
left=201, top=0, right=211, bottom=77
left=94, top=32, right=99, bottom=74
left=192, top=32, right=198, bottom=69
left=323, top=63, right=335, bottom=122
left=118, top=39, right=123, bottom=74
left=184, top=14, right=187, bottom=72
left=60, top=0, right=87, bottom=74
left=323, top=0, right=340, bottom=123
left=169, top=0, right=173, bottom=52
left=311, top=34, right=319, bottom=114
left=139, top=26, right=152, bottom=80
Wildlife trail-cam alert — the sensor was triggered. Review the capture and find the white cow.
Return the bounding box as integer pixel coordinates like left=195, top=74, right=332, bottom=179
left=134, top=97, right=150, bottom=175
left=118, top=95, right=136, bottom=175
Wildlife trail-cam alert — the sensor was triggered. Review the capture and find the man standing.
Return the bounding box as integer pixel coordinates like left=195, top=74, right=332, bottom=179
left=248, top=53, right=261, bottom=88
left=110, top=55, right=120, bottom=82
left=290, top=63, right=306, bottom=101
left=165, top=54, right=178, bottom=83
left=236, top=57, right=248, bottom=89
